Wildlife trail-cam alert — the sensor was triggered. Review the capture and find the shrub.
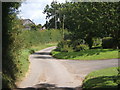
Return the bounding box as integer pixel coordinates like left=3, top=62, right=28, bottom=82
left=71, top=39, right=84, bottom=49
left=56, top=40, right=89, bottom=52
left=57, top=41, right=64, bottom=51
left=75, top=44, right=89, bottom=51
left=57, top=40, right=73, bottom=52
left=102, top=37, right=114, bottom=49
left=61, top=45, right=74, bottom=52
left=64, top=33, right=73, bottom=40
left=93, top=38, right=102, bottom=47
left=29, top=49, right=35, bottom=54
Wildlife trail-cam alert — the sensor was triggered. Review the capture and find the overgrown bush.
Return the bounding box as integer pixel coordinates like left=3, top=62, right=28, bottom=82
left=56, top=40, right=89, bottom=52
left=75, top=44, right=89, bottom=51
left=61, top=45, right=74, bottom=52
left=29, top=49, right=35, bottom=54
left=102, top=37, right=114, bottom=49
left=71, top=39, right=84, bottom=49
left=57, top=40, right=73, bottom=52
left=93, top=38, right=102, bottom=47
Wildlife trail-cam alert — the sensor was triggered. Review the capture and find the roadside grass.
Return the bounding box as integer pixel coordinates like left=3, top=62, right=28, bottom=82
left=82, top=67, right=118, bottom=89
left=15, top=42, right=57, bottom=82
left=16, top=49, right=30, bottom=79
left=51, top=49, right=119, bottom=60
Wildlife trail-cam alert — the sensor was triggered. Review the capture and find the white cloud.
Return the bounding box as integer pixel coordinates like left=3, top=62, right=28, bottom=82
left=18, top=0, right=67, bottom=25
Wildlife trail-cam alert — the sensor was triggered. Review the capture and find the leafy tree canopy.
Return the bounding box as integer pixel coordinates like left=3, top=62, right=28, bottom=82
left=44, top=2, right=119, bottom=48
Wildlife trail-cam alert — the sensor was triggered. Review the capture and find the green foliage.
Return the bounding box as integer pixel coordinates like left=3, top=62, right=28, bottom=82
left=36, top=24, right=42, bottom=30
left=51, top=49, right=119, bottom=60
left=102, top=37, right=115, bottom=49
left=29, top=49, right=35, bottom=54
left=57, top=41, right=65, bottom=51
left=62, top=45, right=74, bottom=52
left=93, top=38, right=102, bottom=47
left=71, top=39, right=84, bottom=49
left=57, top=40, right=73, bottom=52
left=2, top=74, right=15, bottom=89
left=31, top=24, right=37, bottom=31
left=56, top=39, right=89, bottom=52
left=20, top=29, right=62, bottom=48
left=82, top=67, right=118, bottom=89
left=44, top=2, right=119, bottom=49
left=115, top=67, right=120, bottom=85
left=75, top=44, right=89, bottom=51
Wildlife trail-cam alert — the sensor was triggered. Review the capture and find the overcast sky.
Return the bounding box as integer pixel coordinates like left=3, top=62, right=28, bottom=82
left=18, top=0, right=69, bottom=25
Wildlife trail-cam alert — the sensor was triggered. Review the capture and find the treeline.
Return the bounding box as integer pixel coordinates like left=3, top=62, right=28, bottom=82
left=44, top=2, right=119, bottom=49
left=2, top=2, right=62, bottom=88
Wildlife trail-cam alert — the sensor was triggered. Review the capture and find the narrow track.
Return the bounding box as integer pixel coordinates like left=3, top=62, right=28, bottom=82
left=16, top=46, right=118, bottom=90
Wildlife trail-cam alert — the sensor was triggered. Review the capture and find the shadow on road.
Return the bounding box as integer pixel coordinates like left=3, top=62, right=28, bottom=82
left=32, top=52, right=54, bottom=59
left=34, top=56, right=54, bottom=59
left=33, top=52, right=50, bottom=55
left=15, top=83, right=82, bottom=90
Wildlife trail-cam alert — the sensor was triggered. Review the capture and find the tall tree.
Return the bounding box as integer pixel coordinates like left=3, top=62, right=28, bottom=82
left=44, top=2, right=119, bottom=48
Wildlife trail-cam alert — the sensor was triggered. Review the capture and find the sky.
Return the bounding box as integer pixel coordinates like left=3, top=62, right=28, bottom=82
left=18, top=0, right=69, bottom=25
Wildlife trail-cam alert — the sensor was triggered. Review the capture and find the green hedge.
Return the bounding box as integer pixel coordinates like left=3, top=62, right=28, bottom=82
left=20, top=29, right=62, bottom=47
left=57, top=40, right=72, bottom=52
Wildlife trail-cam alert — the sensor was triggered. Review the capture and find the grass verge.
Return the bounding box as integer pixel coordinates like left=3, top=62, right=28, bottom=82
left=82, top=67, right=118, bottom=90
left=51, top=49, right=119, bottom=60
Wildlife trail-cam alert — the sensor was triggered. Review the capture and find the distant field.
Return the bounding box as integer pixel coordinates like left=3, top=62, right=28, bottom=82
left=51, top=49, right=119, bottom=60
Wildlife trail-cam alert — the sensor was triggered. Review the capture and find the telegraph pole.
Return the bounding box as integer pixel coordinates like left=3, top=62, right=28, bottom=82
left=55, top=10, right=57, bottom=29
left=54, top=0, right=57, bottom=29
left=62, top=15, right=65, bottom=39
left=62, top=15, right=65, bottom=29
